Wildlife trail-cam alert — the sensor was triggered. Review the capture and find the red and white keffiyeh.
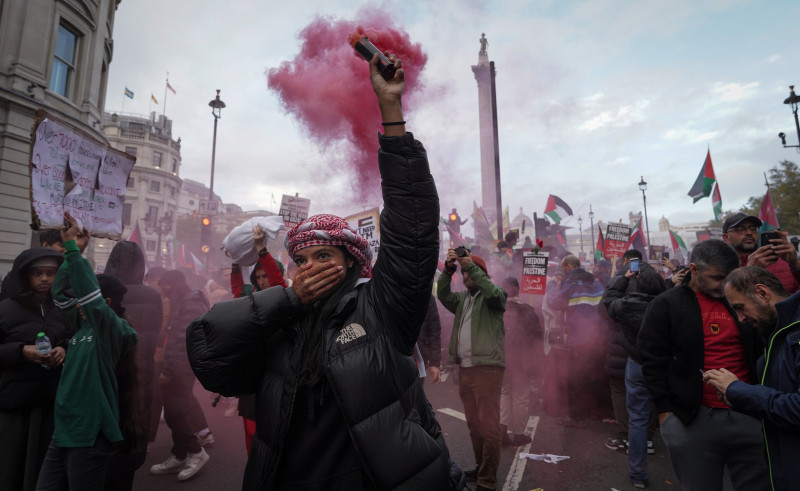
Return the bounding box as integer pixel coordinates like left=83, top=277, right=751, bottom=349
left=285, top=214, right=373, bottom=278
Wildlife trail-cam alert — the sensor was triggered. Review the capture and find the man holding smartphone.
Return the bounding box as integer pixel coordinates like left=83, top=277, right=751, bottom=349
left=722, top=213, right=800, bottom=294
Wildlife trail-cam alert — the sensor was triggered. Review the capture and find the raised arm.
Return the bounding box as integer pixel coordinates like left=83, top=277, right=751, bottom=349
left=366, top=54, right=439, bottom=353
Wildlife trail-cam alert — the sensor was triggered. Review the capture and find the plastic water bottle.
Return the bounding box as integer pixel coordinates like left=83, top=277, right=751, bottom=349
left=35, top=332, right=51, bottom=368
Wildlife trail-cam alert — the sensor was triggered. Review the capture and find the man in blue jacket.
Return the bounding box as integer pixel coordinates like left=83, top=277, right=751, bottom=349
left=704, top=266, right=800, bottom=491
left=547, top=254, right=607, bottom=427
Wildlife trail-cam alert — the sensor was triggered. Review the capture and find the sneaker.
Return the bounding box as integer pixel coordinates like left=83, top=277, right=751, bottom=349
left=177, top=448, right=210, bottom=481
left=150, top=455, right=186, bottom=475
left=647, top=440, right=655, bottom=455
left=604, top=437, right=628, bottom=451
left=463, top=465, right=478, bottom=483
left=511, top=434, right=531, bottom=446
left=197, top=431, right=215, bottom=447
left=633, top=480, right=646, bottom=488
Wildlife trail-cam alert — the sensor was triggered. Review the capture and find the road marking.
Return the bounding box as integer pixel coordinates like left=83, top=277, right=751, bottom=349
left=502, top=415, right=540, bottom=491
left=437, top=407, right=466, bottom=421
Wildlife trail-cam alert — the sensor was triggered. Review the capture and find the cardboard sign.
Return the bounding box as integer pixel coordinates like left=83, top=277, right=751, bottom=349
left=345, top=207, right=381, bottom=262
left=604, top=223, right=631, bottom=259
left=521, top=251, right=549, bottom=295
left=279, top=194, right=311, bottom=228
left=29, top=111, right=135, bottom=239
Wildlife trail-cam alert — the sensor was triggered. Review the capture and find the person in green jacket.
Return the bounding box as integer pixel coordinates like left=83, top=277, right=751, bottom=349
left=437, top=248, right=506, bottom=491
left=35, top=213, right=139, bottom=491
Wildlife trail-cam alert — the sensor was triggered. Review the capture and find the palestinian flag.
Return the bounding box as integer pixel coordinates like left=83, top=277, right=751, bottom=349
left=670, top=230, right=688, bottom=261
left=629, top=219, right=647, bottom=252
left=711, top=182, right=722, bottom=222
left=595, top=224, right=605, bottom=260
left=126, top=220, right=143, bottom=250
left=688, top=149, right=716, bottom=203
left=544, top=195, right=573, bottom=224
left=758, top=189, right=780, bottom=232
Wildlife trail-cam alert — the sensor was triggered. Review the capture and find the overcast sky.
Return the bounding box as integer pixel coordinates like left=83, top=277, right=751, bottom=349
left=105, top=0, right=800, bottom=236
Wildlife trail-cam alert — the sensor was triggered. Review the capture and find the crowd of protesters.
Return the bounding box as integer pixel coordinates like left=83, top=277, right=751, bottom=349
left=2, top=55, right=800, bottom=491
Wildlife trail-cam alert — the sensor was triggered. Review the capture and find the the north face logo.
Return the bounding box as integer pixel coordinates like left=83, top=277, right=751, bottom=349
left=336, top=323, right=367, bottom=344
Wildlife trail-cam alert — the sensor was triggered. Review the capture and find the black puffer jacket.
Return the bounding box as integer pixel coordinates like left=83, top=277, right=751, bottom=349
left=188, top=133, right=457, bottom=490
left=604, top=275, right=656, bottom=365
left=0, top=248, right=70, bottom=409
left=418, top=295, right=442, bottom=368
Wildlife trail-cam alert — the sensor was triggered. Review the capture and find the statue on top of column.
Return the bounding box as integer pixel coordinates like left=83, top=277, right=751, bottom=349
left=479, top=33, right=488, bottom=56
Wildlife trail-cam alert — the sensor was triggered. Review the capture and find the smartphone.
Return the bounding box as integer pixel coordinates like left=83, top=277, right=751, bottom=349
left=662, top=252, right=670, bottom=260
left=760, top=231, right=781, bottom=248
left=630, top=258, right=640, bottom=274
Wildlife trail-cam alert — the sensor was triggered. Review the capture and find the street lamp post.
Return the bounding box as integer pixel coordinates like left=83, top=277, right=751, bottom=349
left=208, top=90, right=226, bottom=200
left=205, top=90, right=226, bottom=272
left=778, top=85, right=800, bottom=152
left=578, top=215, right=584, bottom=253
left=588, top=204, right=596, bottom=264
left=638, top=176, right=652, bottom=259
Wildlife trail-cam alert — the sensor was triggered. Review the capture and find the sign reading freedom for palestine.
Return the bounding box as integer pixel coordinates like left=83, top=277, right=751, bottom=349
left=521, top=251, right=549, bottom=295
left=29, top=110, right=136, bottom=239
left=604, top=223, right=631, bottom=259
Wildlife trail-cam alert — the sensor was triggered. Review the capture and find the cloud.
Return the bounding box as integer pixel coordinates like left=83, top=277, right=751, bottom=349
left=711, top=81, right=759, bottom=102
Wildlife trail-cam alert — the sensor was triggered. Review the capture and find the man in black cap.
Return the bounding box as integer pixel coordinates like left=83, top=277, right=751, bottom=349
left=722, top=213, right=800, bottom=294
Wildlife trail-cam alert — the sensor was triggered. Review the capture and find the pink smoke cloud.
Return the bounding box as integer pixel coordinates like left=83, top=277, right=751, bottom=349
left=267, top=11, right=428, bottom=204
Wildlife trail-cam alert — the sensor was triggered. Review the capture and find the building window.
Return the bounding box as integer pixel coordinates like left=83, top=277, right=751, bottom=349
left=189, top=199, right=195, bottom=206
left=126, top=177, right=134, bottom=188
left=172, top=158, right=178, bottom=173
left=153, top=151, right=162, bottom=168
left=150, top=180, right=160, bottom=193
left=122, top=203, right=132, bottom=227
left=49, top=24, right=78, bottom=97
left=125, top=146, right=137, bottom=156
left=146, top=240, right=156, bottom=252
left=168, top=185, right=175, bottom=198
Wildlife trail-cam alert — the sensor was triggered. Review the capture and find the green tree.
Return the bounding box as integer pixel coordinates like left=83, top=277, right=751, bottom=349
left=739, top=160, right=800, bottom=234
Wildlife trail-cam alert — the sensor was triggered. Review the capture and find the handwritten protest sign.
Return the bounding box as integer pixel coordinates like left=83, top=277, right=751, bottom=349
left=604, top=223, right=631, bottom=259
left=346, top=207, right=381, bottom=262
left=521, top=251, right=549, bottom=295
left=30, top=111, right=135, bottom=239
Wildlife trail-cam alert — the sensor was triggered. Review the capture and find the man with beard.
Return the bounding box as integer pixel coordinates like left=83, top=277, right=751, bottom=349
left=638, top=240, right=768, bottom=490
left=704, top=267, right=800, bottom=491
left=722, top=213, right=800, bottom=294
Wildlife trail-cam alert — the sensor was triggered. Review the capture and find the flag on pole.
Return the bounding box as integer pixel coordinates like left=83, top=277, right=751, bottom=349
left=629, top=219, right=647, bottom=252
left=472, top=201, right=495, bottom=246
left=711, top=182, right=723, bottom=222
left=124, top=87, right=134, bottom=99
left=488, top=206, right=510, bottom=239
left=167, top=81, right=176, bottom=94
left=126, top=220, right=143, bottom=249
left=544, top=195, right=573, bottom=224
left=688, top=149, right=716, bottom=203
left=151, top=94, right=159, bottom=104
left=669, top=230, right=688, bottom=260
left=758, top=189, right=780, bottom=232
left=595, top=224, right=605, bottom=260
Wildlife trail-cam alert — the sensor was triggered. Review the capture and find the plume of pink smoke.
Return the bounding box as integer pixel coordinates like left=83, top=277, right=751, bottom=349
left=267, top=12, right=427, bottom=204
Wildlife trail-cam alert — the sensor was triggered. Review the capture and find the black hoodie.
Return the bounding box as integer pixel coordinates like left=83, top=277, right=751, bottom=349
left=104, top=241, right=162, bottom=392
left=0, top=247, right=70, bottom=409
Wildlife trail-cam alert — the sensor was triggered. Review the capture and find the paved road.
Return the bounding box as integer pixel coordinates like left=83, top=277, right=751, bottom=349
left=133, top=376, right=733, bottom=491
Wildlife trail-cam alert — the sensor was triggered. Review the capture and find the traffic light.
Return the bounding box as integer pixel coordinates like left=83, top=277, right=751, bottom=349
left=447, top=208, right=462, bottom=235
left=200, top=217, right=212, bottom=253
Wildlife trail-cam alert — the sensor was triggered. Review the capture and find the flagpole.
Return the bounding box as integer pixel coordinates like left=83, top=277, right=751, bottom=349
left=121, top=86, right=126, bottom=113
left=163, top=72, right=169, bottom=117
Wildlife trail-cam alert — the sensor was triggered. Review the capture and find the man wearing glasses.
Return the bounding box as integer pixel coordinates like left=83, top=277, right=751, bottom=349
left=722, top=213, right=800, bottom=294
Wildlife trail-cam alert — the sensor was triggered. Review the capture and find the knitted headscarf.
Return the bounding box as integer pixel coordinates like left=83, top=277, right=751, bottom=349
left=285, top=214, right=373, bottom=278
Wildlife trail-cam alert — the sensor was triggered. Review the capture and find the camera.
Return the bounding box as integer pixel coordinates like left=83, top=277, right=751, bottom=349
left=454, top=246, right=469, bottom=257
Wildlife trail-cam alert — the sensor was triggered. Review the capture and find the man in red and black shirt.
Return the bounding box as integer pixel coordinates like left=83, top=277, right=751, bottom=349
left=722, top=212, right=800, bottom=294
left=637, top=239, right=768, bottom=490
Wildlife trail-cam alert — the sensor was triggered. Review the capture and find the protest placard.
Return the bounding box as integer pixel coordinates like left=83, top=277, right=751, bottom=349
left=346, top=207, right=380, bottom=261
left=521, top=251, right=549, bottom=295
left=604, top=223, right=631, bottom=259
left=279, top=194, right=311, bottom=228
left=29, top=110, right=135, bottom=239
